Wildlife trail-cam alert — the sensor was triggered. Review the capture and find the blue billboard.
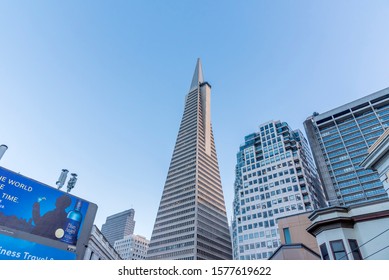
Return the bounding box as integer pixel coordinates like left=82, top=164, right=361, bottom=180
left=0, top=234, right=76, bottom=260
left=0, top=166, right=97, bottom=260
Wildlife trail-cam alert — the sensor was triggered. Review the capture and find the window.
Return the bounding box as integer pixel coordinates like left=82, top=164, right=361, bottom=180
left=330, top=240, right=348, bottom=260
left=348, top=239, right=362, bottom=260
left=283, top=228, right=292, bottom=244
left=320, top=243, right=329, bottom=260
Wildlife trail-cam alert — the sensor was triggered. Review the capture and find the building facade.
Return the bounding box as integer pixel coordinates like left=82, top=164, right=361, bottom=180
left=277, top=212, right=319, bottom=254
left=307, top=199, right=389, bottom=260
left=304, top=87, right=389, bottom=206
left=361, top=128, right=389, bottom=197
left=83, top=225, right=122, bottom=260
left=114, top=234, right=149, bottom=260
left=269, top=212, right=321, bottom=260
left=231, top=120, right=326, bottom=260
left=101, top=209, right=136, bottom=246
left=147, top=59, right=232, bottom=260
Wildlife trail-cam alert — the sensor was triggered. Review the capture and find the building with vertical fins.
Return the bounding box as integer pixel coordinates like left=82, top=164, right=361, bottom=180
left=101, top=209, right=136, bottom=246
left=231, top=120, right=326, bottom=260
left=147, top=59, right=232, bottom=260
left=304, top=87, right=389, bottom=206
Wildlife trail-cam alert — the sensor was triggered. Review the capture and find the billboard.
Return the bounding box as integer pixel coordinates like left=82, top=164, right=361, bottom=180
left=0, top=166, right=97, bottom=260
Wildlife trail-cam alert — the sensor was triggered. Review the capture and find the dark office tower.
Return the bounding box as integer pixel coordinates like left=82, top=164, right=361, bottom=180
left=101, top=209, right=136, bottom=246
left=147, top=59, right=232, bottom=260
left=304, top=87, right=389, bottom=206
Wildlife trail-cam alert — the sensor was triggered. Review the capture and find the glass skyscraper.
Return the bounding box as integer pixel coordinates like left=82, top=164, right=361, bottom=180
left=231, top=120, right=326, bottom=260
left=304, top=87, right=389, bottom=206
left=147, top=59, right=232, bottom=260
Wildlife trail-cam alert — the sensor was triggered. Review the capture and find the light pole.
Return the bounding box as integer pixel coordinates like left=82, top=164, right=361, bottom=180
left=56, top=169, right=78, bottom=193
left=0, top=144, right=8, bottom=161
left=66, top=173, right=78, bottom=193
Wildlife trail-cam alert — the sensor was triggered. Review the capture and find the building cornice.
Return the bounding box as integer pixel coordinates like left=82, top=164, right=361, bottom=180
left=307, top=206, right=389, bottom=237
left=308, top=206, right=348, bottom=221
left=306, top=217, right=354, bottom=237
left=311, top=87, right=389, bottom=122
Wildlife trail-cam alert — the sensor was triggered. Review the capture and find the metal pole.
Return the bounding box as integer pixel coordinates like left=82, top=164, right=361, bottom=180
left=0, top=145, right=8, bottom=161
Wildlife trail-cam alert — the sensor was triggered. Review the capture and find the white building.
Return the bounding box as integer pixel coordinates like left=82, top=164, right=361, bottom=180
left=83, top=225, right=122, bottom=260
left=231, top=120, right=326, bottom=260
left=307, top=199, right=389, bottom=260
left=114, top=234, right=149, bottom=260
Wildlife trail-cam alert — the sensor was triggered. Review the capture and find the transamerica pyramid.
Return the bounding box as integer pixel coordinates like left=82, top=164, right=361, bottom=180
left=147, top=59, right=232, bottom=260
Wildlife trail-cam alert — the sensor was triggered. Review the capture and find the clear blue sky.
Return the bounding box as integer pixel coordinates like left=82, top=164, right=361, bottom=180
left=1, top=1, right=389, bottom=239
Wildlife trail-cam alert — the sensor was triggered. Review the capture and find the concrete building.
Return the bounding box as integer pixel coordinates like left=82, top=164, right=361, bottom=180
left=304, top=87, right=389, bottom=206
left=83, top=225, right=122, bottom=260
left=277, top=212, right=319, bottom=252
left=307, top=199, right=389, bottom=260
left=269, top=212, right=321, bottom=260
left=147, top=59, right=232, bottom=260
left=114, top=234, right=149, bottom=260
left=101, top=209, right=135, bottom=246
left=231, top=120, right=326, bottom=260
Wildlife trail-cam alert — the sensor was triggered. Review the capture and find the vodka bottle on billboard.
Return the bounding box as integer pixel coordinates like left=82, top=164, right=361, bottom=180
left=61, top=200, right=83, bottom=245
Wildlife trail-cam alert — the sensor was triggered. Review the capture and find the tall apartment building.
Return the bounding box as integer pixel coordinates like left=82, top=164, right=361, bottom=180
left=304, top=87, right=389, bottom=206
left=231, top=120, right=326, bottom=260
left=114, top=234, right=149, bottom=260
left=101, top=209, right=136, bottom=246
left=147, top=59, right=232, bottom=260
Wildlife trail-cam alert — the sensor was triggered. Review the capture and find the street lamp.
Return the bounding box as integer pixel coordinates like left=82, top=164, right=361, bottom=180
left=56, top=169, right=78, bottom=193
left=0, top=144, right=8, bottom=161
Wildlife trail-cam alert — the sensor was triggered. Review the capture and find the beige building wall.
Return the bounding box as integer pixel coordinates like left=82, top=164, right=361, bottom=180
left=277, top=212, right=319, bottom=255
left=270, top=245, right=320, bottom=260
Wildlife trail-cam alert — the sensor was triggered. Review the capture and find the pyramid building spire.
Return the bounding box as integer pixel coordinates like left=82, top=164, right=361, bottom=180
left=147, top=59, right=232, bottom=260
left=189, top=58, right=204, bottom=92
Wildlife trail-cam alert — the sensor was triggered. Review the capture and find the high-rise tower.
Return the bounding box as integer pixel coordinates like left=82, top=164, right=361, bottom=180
left=147, top=59, right=232, bottom=260
left=231, top=120, right=326, bottom=260
left=304, top=87, right=389, bottom=206
left=101, top=209, right=136, bottom=246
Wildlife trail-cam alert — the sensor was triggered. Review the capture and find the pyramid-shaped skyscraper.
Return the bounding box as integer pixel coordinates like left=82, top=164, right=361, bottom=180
left=147, top=59, right=232, bottom=260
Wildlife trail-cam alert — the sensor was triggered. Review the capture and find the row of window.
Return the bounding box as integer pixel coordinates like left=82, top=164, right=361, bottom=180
left=241, top=203, right=302, bottom=225
left=238, top=229, right=278, bottom=243
left=239, top=239, right=280, bottom=253
left=241, top=186, right=300, bottom=205
left=320, top=239, right=362, bottom=260
left=244, top=166, right=295, bottom=180
left=243, top=151, right=294, bottom=170
left=238, top=251, right=273, bottom=260
left=240, top=185, right=301, bottom=211
left=243, top=160, right=294, bottom=175
left=243, top=176, right=299, bottom=190
left=147, top=248, right=193, bottom=260
left=237, top=218, right=277, bottom=232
